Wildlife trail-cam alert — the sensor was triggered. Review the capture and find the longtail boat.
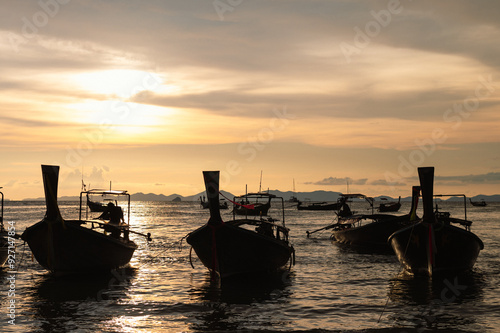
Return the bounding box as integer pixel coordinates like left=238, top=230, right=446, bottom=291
left=389, top=167, right=484, bottom=275
left=328, top=187, right=420, bottom=253
left=21, top=165, right=150, bottom=274
left=187, top=171, right=295, bottom=279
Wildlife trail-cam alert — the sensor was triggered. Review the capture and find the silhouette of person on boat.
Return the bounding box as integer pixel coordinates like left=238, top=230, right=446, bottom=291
left=100, top=202, right=126, bottom=239
left=337, top=197, right=352, bottom=218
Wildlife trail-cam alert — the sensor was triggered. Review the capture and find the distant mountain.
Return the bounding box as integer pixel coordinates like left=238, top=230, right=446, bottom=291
left=443, top=194, right=500, bottom=202
left=130, top=192, right=182, bottom=201
left=183, top=190, right=235, bottom=202
left=20, top=191, right=500, bottom=202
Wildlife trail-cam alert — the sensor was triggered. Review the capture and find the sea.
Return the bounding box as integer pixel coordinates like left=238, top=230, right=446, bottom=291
left=1, top=199, right=499, bottom=333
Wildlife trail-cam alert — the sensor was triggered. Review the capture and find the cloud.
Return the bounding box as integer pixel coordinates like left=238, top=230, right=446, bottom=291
left=369, top=179, right=407, bottom=186
left=63, top=166, right=110, bottom=190
left=435, top=172, right=500, bottom=185
left=2, top=0, right=500, bottom=124
left=305, top=177, right=367, bottom=186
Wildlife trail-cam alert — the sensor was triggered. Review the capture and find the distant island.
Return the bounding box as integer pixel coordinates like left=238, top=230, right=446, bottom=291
left=21, top=190, right=500, bottom=203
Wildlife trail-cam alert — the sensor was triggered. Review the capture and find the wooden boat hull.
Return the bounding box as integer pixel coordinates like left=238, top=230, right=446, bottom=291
left=186, top=221, right=293, bottom=278
left=331, top=215, right=415, bottom=252
left=21, top=219, right=137, bottom=273
left=389, top=222, right=484, bottom=275
left=379, top=202, right=401, bottom=212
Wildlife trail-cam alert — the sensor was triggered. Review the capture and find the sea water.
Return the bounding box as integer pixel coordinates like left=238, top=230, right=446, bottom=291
left=0, top=200, right=499, bottom=332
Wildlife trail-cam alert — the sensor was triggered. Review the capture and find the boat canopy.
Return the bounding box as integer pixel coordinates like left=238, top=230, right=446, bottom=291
left=84, top=189, right=129, bottom=196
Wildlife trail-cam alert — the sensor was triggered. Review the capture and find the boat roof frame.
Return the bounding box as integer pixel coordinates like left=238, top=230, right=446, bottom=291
left=83, top=189, right=129, bottom=196
left=433, top=193, right=467, bottom=221
left=339, top=193, right=375, bottom=214
left=340, top=193, right=374, bottom=202
left=234, top=191, right=277, bottom=199
left=79, top=190, right=131, bottom=224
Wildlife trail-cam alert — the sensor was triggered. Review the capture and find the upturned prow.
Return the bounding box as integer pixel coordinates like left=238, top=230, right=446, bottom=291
left=409, top=186, right=421, bottom=221
left=41, top=164, right=62, bottom=221
left=418, top=167, right=434, bottom=222
left=202, top=171, right=223, bottom=225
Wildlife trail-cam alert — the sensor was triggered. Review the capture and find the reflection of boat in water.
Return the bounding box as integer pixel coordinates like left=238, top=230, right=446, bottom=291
left=388, top=270, right=485, bottom=305
left=35, top=266, right=137, bottom=301
left=469, top=198, right=487, bottom=207
left=389, top=167, right=484, bottom=276
left=297, top=200, right=341, bottom=211
left=187, top=171, right=295, bottom=279
left=328, top=188, right=420, bottom=253
left=21, top=165, right=150, bottom=274
left=379, top=196, right=401, bottom=212
left=189, top=271, right=292, bottom=331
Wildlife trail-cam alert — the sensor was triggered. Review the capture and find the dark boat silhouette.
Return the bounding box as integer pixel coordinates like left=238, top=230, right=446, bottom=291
left=469, top=198, right=487, bottom=207
left=297, top=200, right=341, bottom=211
left=232, top=191, right=273, bottom=216
left=389, top=167, right=484, bottom=276
left=86, top=194, right=107, bottom=212
left=186, top=171, right=294, bottom=279
left=329, top=187, right=420, bottom=252
left=378, top=196, right=401, bottom=212
left=21, top=165, right=142, bottom=274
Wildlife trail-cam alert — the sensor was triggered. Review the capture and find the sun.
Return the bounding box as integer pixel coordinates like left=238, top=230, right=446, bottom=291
left=72, top=69, right=165, bottom=98
left=67, top=69, right=180, bottom=137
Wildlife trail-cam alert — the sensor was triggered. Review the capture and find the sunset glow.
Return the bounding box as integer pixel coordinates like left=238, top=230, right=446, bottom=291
left=1, top=1, right=500, bottom=200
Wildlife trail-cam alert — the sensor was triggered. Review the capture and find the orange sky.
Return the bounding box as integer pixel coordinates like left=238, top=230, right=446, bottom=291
left=1, top=1, right=500, bottom=200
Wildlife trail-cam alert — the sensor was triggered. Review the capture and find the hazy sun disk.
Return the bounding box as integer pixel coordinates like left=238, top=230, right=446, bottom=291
left=72, top=69, right=165, bottom=98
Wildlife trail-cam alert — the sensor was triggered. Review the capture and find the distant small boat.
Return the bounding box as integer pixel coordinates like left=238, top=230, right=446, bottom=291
left=232, top=192, right=274, bottom=216
left=86, top=193, right=117, bottom=212
left=289, top=179, right=299, bottom=203
left=297, top=200, right=342, bottom=211
left=187, top=171, right=295, bottom=279
left=469, top=198, right=487, bottom=207
left=379, top=196, right=401, bottom=212
left=389, top=167, right=484, bottom=276
left=21, top=165, right=150, bottom=274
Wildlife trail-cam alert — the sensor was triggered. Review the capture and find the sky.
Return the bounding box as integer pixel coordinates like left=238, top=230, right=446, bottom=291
left=1, top=0, right=500, bottom=200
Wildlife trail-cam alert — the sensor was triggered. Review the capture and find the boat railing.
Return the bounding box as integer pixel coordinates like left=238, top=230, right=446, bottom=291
left=255, top=217, right=289, bottom=242
left=232, top=217, right=290, bottom=242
